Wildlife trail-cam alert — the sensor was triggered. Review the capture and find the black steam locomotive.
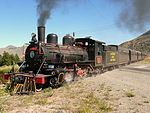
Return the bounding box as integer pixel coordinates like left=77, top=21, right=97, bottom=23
left=7, top=26, right=146, bottom=93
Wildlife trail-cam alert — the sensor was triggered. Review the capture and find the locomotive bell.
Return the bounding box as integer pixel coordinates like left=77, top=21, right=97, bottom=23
left=63, top=35, right=74, bottom=46
left=38, top=26, right=45, bottom=43
left=47, top=34, right=58, bottom=44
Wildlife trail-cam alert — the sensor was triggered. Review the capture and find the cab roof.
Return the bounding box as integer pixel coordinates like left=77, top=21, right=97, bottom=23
left=75, top=37, right=105, bottom=44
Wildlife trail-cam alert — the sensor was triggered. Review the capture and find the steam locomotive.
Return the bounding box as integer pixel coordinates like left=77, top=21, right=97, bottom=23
left=6, top=26, right=146, bottom=93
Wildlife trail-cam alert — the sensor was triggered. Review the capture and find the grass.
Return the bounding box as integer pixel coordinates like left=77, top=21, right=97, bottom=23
left=34, top=98, right=50, bottom=105
left=137, top=103, right=143, bottom=106
left=42, top=87, right=53, bottom=93
left=0, top=85, right=54, bottom=111
left=143, top=100, right=149, bottom=103
left=139, top=57, right=150, bottom=64
left=99, top=83, right=105, bottom=91
left=125, top=93, right=135, bottom=98
left=144, top=57, right=150, bottom=62
left=0, top=75, right=3, bottom=84
left=0, top=78, right=114, bottom=113
left=0, top=105, right=4, bottom=113
left=0, top=84, right=9, bottom=97
left=0, top=65, right=19, bottom=74
left=0, top=65, right=19, bottom=84
left=0, top=84, right=10, bottom=113
left=23, top=96, right=34, bottom=105
left=77, top=93, right=112, bottom=113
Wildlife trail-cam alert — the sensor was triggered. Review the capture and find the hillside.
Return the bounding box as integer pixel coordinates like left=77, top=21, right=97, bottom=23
left=120, top=30, right=150, bottom=55
left=0, top=45, right=24, bottom=59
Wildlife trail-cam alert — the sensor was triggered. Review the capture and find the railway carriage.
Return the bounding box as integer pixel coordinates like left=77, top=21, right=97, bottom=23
left=118, top=47, right=130, bottom=64
left=130, top=49, right=138, bottom=62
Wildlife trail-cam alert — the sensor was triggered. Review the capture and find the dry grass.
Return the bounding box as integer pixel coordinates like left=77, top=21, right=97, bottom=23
left=0, top=84, right=9, bottom=113
left=77, top=93, right=112, bottom=113
left=0, top=78, right=114, bottom=113
left=0, top=84, right=9, bottom=97
left=0, top=65, right=19, bottom=74
left=138, top=57, right=150, bottom=64
left=0, top=75, right=3, bottom=84
left=144, top=57, right=150, bottom=62
left=0, top=65, right=19, bottom=84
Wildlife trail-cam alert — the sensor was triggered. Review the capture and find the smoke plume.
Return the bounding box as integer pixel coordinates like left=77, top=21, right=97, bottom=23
left=35, top=0, right=60, bottom=26
left=111, top=0, right=150, bottom=32
left=35, top=0, right=82, bottom=26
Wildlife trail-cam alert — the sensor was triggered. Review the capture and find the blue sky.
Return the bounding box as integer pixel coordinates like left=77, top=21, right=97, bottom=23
left=0, top=0, right=149, bottom=48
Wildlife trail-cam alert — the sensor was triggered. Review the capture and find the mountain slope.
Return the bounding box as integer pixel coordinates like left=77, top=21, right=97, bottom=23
left=120, top=30, right=150, bottom=55
left=0, top=45, right=24, bottom=59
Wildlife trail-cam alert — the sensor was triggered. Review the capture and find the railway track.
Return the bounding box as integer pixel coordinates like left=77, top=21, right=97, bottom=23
left=120, top=64, right=150, bottom=75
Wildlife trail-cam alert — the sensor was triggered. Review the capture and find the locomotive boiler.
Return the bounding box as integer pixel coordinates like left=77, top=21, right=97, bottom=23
left=25, top=26, right=88, bottom=75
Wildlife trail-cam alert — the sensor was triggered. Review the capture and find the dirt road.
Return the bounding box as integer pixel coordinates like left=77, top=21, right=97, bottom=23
left=1, top=63, right=150, bottom=113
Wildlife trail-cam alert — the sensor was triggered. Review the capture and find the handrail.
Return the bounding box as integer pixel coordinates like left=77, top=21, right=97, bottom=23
left=36, top=57, right=46, bottom=75
left=16, top=61, right=26, bottom=72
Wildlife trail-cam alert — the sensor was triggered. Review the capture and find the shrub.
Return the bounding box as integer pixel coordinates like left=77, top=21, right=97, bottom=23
left=126, top=93, right=135, bottom=97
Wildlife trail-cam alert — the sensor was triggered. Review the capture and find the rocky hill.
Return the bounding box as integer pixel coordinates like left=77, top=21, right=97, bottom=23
left=0, top=45, right=24, bottom=59
left=120, top=30, right=150, bottom=55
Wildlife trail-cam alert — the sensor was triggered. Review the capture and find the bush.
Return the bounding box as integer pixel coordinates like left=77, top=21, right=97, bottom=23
left=42, top=87, right=53, bottom=93
left=0, top=51, right=21, bottom=66
left=126, top=93, right=135, bottom=97
left=0, top=65, right=19, bottom=74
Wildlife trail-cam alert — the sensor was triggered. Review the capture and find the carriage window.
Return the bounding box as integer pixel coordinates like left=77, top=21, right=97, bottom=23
left=98, top=44, right=102, bottom=51
left=98, top=44, right=102, bottom=55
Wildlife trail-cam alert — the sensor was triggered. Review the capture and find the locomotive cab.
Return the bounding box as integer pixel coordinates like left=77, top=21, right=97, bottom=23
left=75, top=37, right=105, bottom=67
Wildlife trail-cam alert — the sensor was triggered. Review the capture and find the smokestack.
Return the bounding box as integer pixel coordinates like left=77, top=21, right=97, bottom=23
left=38, top=26, right=45, bottom=43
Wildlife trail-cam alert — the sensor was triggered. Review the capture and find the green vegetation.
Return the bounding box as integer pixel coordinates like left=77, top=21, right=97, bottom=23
left=42, top=87, right=53, bottom=93
left=0, top=84, right=8, bottom=97
left=0, top=84, right=9, bottom=113
left=22, top=96, right=34, bottom=105
left=34, top=98, right=50, bottom=105
left=0, top=75, right=3, bottom=84
left=78, top=93, right=112, bottom=113
left=144, top=57, right=150, bottom=63
left=0, top=65, right=19, bottom=74
left=0, top=51, right=20, bottom=75
left=143, top=100, right=149, bottom=103
left=0, top=81, right=114, bottom=113
left=0, top=51, right=20, bottom=66
left=0, top=105, right=4, bottom=113
left=125, top=93, right=135, bottom=98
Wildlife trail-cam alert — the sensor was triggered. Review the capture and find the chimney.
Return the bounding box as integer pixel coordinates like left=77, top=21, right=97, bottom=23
left=38, top=26, right=45, bottom=43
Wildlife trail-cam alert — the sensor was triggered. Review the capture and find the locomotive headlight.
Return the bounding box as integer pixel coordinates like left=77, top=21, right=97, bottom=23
left=30, top=51, right=35, bottom=58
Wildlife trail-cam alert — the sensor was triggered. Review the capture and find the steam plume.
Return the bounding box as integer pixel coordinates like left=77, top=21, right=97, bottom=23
left=111, top=0, right=150, bottom=32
